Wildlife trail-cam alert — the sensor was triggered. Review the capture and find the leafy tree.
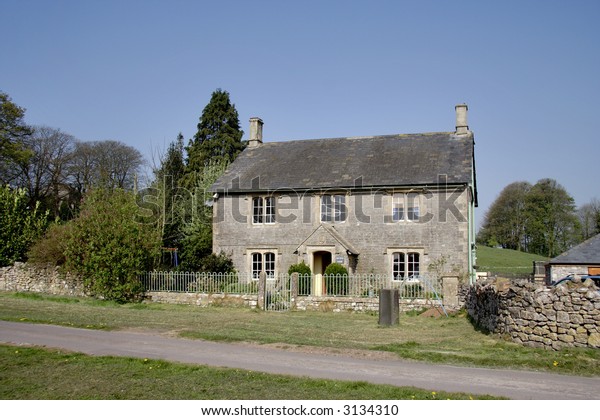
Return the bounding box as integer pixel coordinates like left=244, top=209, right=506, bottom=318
left=66, top=140, right=144, bottom=193
left=578, top=198, right=600, bottom=240
left=11, top=126, right=76, bottom=218
left=0, top=186, right=48, bottom=266
left=153, top=133, right=186, bottom=250
left=0, top=92, right=33, bottom=183
left=524, top=179, right=580, bottom=257
left=64, top=188, right=161, bottom=302
left=477, top=181, right=531, bottom=250
left=179, top=159, right=228, bottom=271
left=183, top=89, right=244, bottom=187
left=478, top=179, right=580, bottom=257
left=92, top=140, right=144, bottom=190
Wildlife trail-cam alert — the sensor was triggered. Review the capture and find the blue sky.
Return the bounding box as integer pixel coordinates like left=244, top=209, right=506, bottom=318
left=2, top=0, right=599, bottom=229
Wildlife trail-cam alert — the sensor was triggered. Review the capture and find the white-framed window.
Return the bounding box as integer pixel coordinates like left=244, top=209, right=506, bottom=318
left=321, top=194, right=346, bottom=223
left=252, top=196, right=275, bottom=224
left=391, top=251, right=420, bottom=280
left=392, top=193, right=420, bottom=222
left=264, top=197, right=275, bottom=223
left=251, top=252, right=262, bottom=279
left=250, top=251, right=276, bottom=279
left=264, top=252, right=275, bottom=278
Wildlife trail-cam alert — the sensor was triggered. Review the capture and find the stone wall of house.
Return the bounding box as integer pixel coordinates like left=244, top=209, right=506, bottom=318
left=213, top=188, right=472, bottom=278
left=0, top=263, right=85, bottom=296
left=548, top=265, right=589, bottom=283
left=466, top=278, right=600, bottom=350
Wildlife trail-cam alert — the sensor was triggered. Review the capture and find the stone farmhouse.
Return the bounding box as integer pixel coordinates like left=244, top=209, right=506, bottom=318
left=210, top=105, right=478, bottom=287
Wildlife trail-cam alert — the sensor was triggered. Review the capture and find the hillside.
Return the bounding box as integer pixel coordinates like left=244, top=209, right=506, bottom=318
left=476, top=246, right=549, bottom=277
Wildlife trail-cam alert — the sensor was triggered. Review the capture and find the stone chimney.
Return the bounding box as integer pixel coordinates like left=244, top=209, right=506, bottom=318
left=248, top=117, right=263, bottom=148
left=455, top=104, right=469, bottom=135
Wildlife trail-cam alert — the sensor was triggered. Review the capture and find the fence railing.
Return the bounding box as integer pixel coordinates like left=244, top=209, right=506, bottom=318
left=140, top=272, right=258, bottom=294
left=140, top=271, right=441, bottom=300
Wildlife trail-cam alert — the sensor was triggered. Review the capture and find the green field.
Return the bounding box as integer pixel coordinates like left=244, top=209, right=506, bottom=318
left=475, top=245, right=549, bottom=277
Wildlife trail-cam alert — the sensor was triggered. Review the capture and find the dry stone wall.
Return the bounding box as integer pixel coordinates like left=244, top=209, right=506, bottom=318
left=0, top=263, right=85, bottom=296
left=466, top=278, right=600, bottom=350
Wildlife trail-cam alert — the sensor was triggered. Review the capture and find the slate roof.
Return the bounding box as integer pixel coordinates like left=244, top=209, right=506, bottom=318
left=211, top=132, right=476, bottom=195
left=550, top=233, right=600, bottom=265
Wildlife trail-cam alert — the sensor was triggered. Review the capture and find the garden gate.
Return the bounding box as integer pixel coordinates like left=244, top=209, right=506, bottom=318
left=261, top=273, right=293, bottom=312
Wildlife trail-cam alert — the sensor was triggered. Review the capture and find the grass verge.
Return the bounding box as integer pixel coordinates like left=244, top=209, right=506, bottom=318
left=0, top=345, right=496, bottom=400
left=0, top=291, right=598, bottom=376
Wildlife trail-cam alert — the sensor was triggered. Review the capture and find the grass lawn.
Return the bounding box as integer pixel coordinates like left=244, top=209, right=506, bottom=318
left=476, top=245, right=549, bottom=277
left=0, top=345, right=496, bottom=400
left=1, top=291, right=598, bottom=377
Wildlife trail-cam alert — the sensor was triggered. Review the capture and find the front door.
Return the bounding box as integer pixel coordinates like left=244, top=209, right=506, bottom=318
left=313, top=251, right=332, bottom=296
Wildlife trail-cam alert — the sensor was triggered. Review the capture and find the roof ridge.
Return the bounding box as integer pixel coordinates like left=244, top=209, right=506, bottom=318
left=259, top=131, right=456, bottom=145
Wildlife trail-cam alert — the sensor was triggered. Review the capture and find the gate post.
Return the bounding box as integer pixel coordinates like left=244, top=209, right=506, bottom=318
left=257, top=272, right=267, bottom=310
left=290, top=273, right=299, bottom=310
left=442, top=275, right=459, bottom=310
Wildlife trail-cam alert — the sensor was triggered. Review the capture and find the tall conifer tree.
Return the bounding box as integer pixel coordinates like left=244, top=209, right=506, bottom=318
left=184, top=89, right=244, bottom=187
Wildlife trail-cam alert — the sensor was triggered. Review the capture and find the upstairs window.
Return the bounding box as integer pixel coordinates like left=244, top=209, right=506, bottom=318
left=392, top=193, right=420, bottom=222
left=252, top=197, right=263, bottom=223
left=253, top=196, right=275, bottom=224
left=321, top=194, right=346, bottom=223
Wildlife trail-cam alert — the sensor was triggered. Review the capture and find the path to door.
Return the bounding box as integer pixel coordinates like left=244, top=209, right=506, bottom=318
left=1, top=320, right=599, bottom=400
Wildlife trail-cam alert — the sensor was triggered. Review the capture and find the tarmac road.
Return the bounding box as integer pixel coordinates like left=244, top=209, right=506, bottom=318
left=1, top=320, right=599, bottom=400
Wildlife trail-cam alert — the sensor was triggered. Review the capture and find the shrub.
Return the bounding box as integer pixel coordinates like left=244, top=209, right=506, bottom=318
left=324, top=263, right=348, bottom=295
left=0, top=186, right=48, bottom=266
left=324, top=262, right=348, bottom=276
left=198, top=252, right=235, bottom=273
left=64, top=189, right=162, bottom=303
left=288, top=261, right=311, bottom=295
left=27, top=222, right=71, bottom=267
left=288, top=261, right=311, bottom=275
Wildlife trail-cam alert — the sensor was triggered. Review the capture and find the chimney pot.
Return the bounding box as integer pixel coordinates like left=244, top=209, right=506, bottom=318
left=455, top=104, right=469, bottom=135
left=248, top=117, right=263, bottom=147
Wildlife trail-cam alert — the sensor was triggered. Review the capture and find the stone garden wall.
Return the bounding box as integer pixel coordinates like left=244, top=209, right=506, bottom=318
left=0, top=262, right=85, bottom=296
left=466, top=278, right=600, bottom=350
left=146, top=292, right=434, bottom=313
left=147, top=291, right=258, bottom=308
left=1, top=263, right=456, bottom=315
